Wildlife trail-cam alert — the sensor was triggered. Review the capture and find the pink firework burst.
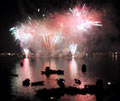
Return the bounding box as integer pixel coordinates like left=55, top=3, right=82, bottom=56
left=10, top=4, right=102, bottom=57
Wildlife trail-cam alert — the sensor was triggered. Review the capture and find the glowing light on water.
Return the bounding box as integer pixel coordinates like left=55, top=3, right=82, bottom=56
left=107, top=82, right=111, bottom=85
left=38, top=8, right=40, bottom=12
left=115, top=54, right=118, bottom=64
left=24, top=58, right=31, bottom=76
left=112, top=52, right=118, bottom=63
left=69, top=58, right=78, bottom=79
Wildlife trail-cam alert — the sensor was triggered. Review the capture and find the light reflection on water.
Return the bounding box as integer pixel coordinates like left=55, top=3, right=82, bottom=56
left=10, top=56, right=120, bottom=100
left=69, top=58, right=78, bottom=79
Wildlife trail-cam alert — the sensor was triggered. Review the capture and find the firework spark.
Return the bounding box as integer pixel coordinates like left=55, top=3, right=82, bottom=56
left=69, top=43, right=77, bottom=57
left=10, top=4, right=102, bottom=57
left=23, top=48, right=29, bottom=57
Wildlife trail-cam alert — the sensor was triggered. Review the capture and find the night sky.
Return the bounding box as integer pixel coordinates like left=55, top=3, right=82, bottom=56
left=0, top=0, right=120, bottom=52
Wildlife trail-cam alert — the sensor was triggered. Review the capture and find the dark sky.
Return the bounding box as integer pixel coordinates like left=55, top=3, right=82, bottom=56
left=0, top=0, right=20, bottom=52
left=0, top=0, right=120, bottom=52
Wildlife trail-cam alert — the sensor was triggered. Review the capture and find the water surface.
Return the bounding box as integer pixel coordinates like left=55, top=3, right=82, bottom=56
left=0, top=55, right=120, bottom=100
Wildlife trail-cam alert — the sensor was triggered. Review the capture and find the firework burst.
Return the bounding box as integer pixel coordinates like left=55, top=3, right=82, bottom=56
left=10, top=4, right=102, bottom=57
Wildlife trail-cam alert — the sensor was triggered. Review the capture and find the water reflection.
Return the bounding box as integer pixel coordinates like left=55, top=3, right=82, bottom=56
left=9, top=56, right=120, bottom=101
left=69, top=58, right=78, bottom=79
left=23, top=58, right=32, bottom=79
left=10, top=63, right=19, bottom=95
left=112, top=53, right=118, bottom=73
left=43, top=58, right=58, bottom=88
left=11, top=59, right=34, bottom=97
left=112, top=52, right=118, bottom=64
left=115, top=55, right=118, bottom=64
left=43, top=58, right=57, bottom=70
left=18, top=58, right=34, bottom=96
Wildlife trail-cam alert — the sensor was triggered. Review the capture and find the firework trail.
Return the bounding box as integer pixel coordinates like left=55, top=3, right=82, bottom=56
left=10, top=4, right=102, bottom=57
left=69, top=43, right=77, bottom=57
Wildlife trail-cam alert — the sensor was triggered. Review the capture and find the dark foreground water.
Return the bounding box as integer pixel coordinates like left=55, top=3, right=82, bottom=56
left=0, top=55, right=120, bottom=101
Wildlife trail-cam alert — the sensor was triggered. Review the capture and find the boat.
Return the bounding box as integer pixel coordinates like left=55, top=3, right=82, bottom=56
left=31, top=81, right=44, bottom=86
left=74, top=79, right=81, bottom=85
left=41, top=67, right=64, bottom=76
